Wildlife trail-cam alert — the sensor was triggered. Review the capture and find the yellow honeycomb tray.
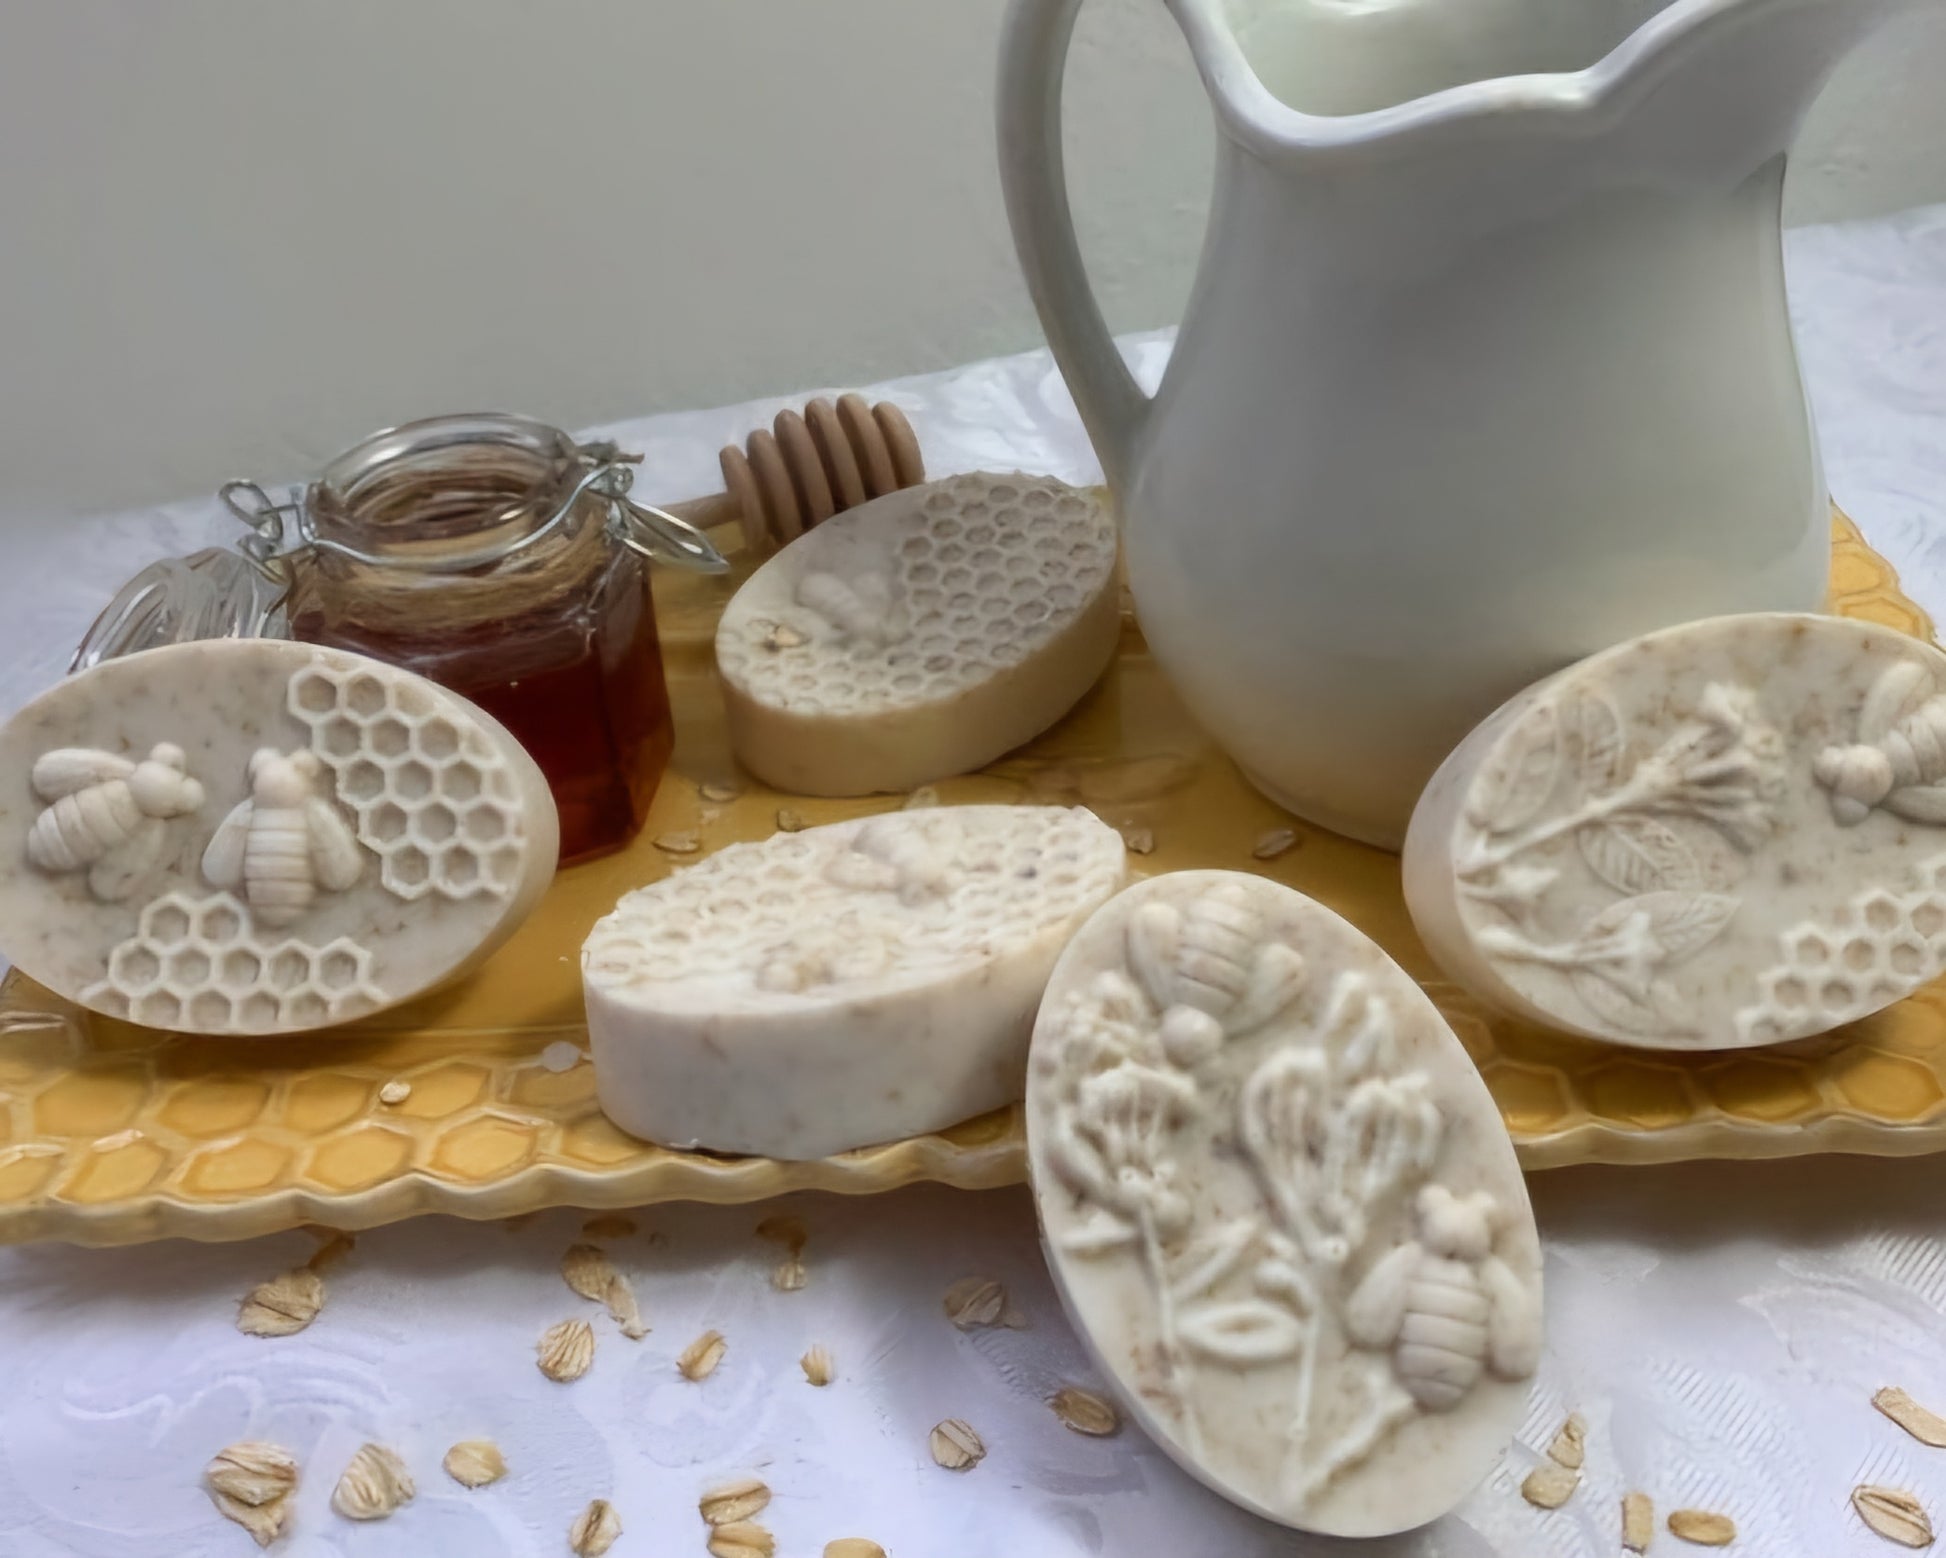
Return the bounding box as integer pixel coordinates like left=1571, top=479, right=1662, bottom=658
left=1, top=511, right=1941, bottom=1246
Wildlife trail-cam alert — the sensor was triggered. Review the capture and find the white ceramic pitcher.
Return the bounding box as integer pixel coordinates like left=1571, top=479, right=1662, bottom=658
left=999, top=0, right=1915, bottom=848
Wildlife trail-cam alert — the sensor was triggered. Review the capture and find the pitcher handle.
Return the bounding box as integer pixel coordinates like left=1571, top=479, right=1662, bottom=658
left=997, top=0, right=1152, bottom=492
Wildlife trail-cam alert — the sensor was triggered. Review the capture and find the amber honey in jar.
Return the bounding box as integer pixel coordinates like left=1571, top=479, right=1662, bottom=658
left=261, top=414, right=725, bottom=864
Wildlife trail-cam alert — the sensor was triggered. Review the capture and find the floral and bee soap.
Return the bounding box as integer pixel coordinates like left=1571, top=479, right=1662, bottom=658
left=1025, top=870, right=1541, bottom=1538
left=1405, top=613, right=1946, bottom=1050
left=0, top=639, right=557, bottom=1034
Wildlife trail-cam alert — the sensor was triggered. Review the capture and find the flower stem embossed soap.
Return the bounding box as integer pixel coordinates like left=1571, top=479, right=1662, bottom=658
left=582, top=805, right=1126, bottom=1158
left=1025, top=871, right=1542, bottom=1536
left=713, top=472, right=1120, bottom=796
left=0, top=640, right=557, bottom=1033
left=1405, top=614, right=1946, bottom=1050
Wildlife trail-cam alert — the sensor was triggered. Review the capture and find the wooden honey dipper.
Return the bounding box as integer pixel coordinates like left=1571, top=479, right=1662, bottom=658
left=665, top=393, right=925, bottom=555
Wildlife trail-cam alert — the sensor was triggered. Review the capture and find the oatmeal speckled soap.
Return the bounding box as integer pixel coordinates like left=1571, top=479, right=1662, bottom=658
left=714, top=471, right=1120, bottom=795
left=1026, top=871, right=1541, bottom=1536
left=582, top=805, right=1126, bottom=1158
left=0, top=640, right=557, bottom=1034
left=1405, top=613, right=1946, bottom=1050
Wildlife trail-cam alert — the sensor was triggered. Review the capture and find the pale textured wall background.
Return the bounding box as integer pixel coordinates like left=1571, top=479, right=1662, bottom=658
left=0, top=0, right=1941, bottom=517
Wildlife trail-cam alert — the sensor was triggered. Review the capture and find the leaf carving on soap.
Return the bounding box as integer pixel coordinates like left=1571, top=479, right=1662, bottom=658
left=1175, top=1299, right=1305, bottom=1365
left=1572, top=691, right=1625, bottom=794
left=1465, top=702, right=1559, bottom=836
left=1577, top=816, right=1702, bottom=896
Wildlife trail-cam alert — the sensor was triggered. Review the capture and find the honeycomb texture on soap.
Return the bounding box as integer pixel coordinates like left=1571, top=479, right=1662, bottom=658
left=585, top=805, right=1126, bottom=997
left=714, top=473, right=1116, bottom=718
left=80, top=890, right=382, bottom=1033
left=287, top=662, right=526, bottom=901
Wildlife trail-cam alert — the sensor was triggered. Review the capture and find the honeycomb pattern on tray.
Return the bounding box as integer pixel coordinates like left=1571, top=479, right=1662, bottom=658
left=288, top=660, right=524, bottom=901
left=79, top=891, right=382, bottom=1034
left=1, top=510, right=1943, bottom=1246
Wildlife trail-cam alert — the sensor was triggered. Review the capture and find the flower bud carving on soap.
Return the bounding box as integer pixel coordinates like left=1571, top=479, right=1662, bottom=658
left=1124, top=884, right=1307, bottom=1066
left=1814, top=660, right=1946, bottom=826
left=26, top=743, right=206, bottom=902
left=202, top=748, right=364, bottom=926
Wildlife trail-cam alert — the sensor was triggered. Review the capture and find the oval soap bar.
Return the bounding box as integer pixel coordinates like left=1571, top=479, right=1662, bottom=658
left=583, top=804, right=1126, bottom=1158
left=0, top=640, right=557, bottom=1034
left=714, top=471, right=1120, bottom=795
left=1026, top=870, right=1541, bottom=1537
left=1406, top=613, right=1946, bottom=1050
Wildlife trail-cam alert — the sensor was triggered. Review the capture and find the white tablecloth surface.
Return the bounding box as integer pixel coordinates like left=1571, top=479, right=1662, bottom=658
left=1, top=203, right=1944, bottom=1558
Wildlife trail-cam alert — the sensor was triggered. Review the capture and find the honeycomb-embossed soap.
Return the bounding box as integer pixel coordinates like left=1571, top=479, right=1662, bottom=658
left=1405, top=613, right=1946, bottom=1050
left=582, top=805, right=1126, bottom=1158
left=0, top=640, right=557, bottom=1034
left=714, top=472, right=1120, bottom=795
left=1026, top=871, right=1542, bottom=1536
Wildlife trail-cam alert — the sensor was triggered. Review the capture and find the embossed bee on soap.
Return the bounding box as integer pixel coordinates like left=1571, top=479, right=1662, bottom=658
left=1342, top=1184, right=1541, bottom=1411
left=201, top=747, right=363, bottom=925
left=794, top=570, right=906, bottom=645
left=1123, top=883, right=1307, bottom=1068
left=26, top=743, right=206, bottom=901
left=1815, top=660, right=1946, bottom=827
left=823, top=815, right=957, bottom=904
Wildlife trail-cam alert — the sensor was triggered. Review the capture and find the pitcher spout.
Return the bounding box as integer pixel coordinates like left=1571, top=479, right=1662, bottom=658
left=1165, top=0, right=1919, bottom=159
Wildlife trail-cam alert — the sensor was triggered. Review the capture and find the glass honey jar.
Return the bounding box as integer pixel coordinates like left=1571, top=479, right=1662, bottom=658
left=218, top=414, right=725, bottom=863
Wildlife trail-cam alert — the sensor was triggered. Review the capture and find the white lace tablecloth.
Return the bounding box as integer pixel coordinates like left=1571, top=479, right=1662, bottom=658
left=2, top=204, right=1944, bottom=1558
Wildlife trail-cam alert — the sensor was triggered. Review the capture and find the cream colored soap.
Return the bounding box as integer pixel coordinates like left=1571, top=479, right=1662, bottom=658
left=1406, top=613, right=1946, bottom=1050
left=583, top=804, right=1126, bottom=1158
left=1026, top=871, right=1541, bottom=1536
left=0, top=640, right=557, bottom=1034
left=714, top=471, right=1119, bottom=795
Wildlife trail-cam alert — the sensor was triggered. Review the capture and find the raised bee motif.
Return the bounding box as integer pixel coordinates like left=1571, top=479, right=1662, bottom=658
left=823, top=816, right=956, bottom=904
left=1342, top=1185, right=1540, bottom=1411
left=201, top=748, right=363, bottom=926
left=1816, top=660, right=1946, bottom=826
left=1124, top=882, right=1307, bottom=1067
left=26, top=743, right=206, bottom=901
left=794, top=570, right=904, bottom=645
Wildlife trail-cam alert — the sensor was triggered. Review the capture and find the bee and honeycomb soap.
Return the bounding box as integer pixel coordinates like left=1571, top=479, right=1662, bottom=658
left=1025, top=871, right=1542, bottom=1536
left=583, top=805, right=1127, bottom=1158
left=0, top=640, right=557, bottom=1034
left=1405, top=613, right=1946, bottom=1050
left=714, top=471, right=1121, bottom=796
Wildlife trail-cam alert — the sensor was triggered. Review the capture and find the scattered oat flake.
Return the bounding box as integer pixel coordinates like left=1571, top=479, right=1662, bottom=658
left=700, top=1477, right=771, bottom=1526
left=771, top=1254, right=807, bottom=1291
left=1051, top=1386, right=1120, bottom=1437
left=679, top=1329, right=727, bottom=1380
left=755, top=1214, right=807, bottom=1251
left=1546, top=1413, right=1586, bottom=1470
left=582, top=1214, right=637, bottom=1239
left=776, top=807, right=807, bottom=832
left=92, top=1127, right=143, bottom=1152
left=943, top=1276, right=1023, bottom=1330
left=1855, top=1486, right=1934, bottom=1548
left=442, top=1439, right=506, bottom=1489
left=236, top=1267, right=324, bottom=1338
left=825, top=1543, right=887, bottom=1558
left=205, top=1442, right=298, bottom=1549
left=539, top=1039, right=584, bottom=1072
left=801, top=1344, right=834, bottom=1386
left=562, top=1243, right=617, bottom=1302
left=930, top=1417, right=985, bottom=1471
left=708, top=1521, right=776, bottom=1558
left=306, top=1230, right=355, bottom=1272
left=904, top=785, right=942, bottom=809
left=1667, top=1509, right=1736, bottom=1546
left=377, top=1078, right=411, bottom=1105
left=655, top=830, right=702, bottom=854
left=1623, top=1491, right=1654, bottom=1552
left=605, top=1273, right=649, bottom=1339
left=570, top=1497, right=623, bottom=1557
left=538, top=1317, right=596, bottom=1382
left=1520, top=1461, right=1579, bottom=1510
left=765, top=623, right=807, bottom=650
left=700, top=779, right=742, bottom=803
left=1121, top=826, right=1155, bottom=855
left=331, top=1443, right=414, bottom=1521
left=1876, top=1386, right=1946, bottom=1448
left=1251, top=826, right=1299, bottom=860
